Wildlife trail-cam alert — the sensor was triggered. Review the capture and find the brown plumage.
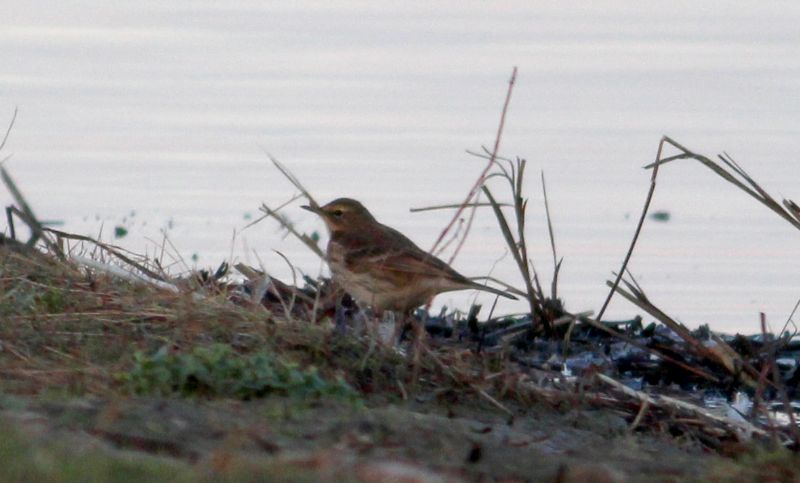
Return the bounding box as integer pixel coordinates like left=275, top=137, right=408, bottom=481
left=302, top=198, right=515, bottom=314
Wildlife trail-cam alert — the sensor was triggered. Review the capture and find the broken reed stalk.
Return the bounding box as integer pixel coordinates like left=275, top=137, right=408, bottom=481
left=600, top=135, right=799, bottom=389
left=45, top=227, right=166, bottom=282
left=540, top=171, right=562, bottom=301
left=264, top=151, right=321, bottom=210
left=596, top=135, right=667, bottom=321
left=596, top=373, right=767, bottom=439
left=2, top=169, right=54, bottom=252
left=411, top=68, right=522, bottom=384
left=244, top=155, right=325, bottom=258
left=482, top=157, right=551, bottom=333
left=644, top=137, right=800, bottom=232
left=429, top=66, right=517, bottom=256
left=578, top=314, right=720, bottom=383
left=607, top=276, right=770, bottom=388
left=409, top=202, right=510, bottom=213
left=779, top=297, right=800, bottom=341
left=433, top=218, right=464, bottom=258
left=0, top=106, right=17, bottom=152
left=255, top=201, right=324, bottom=258
left=0, top=109, right=55, bottom=253
left=762, top=313, right=800, bottom=447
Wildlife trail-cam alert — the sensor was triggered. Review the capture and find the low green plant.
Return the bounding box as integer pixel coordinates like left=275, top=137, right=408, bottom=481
left=119, top=344, right=359, bottom=402
left=38, top=288, right=67, bottom=313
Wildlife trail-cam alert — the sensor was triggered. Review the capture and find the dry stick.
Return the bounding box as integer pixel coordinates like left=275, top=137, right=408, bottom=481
left=445, top=190, right=482, bottom=264
left=755, top=316, right=781, bottom=446
left=434, top=218, right=465, bottom=258
left=610, top=277, right=765, bottom=388
left=72, top=255, right=180, bottom=293
left=483, top=186, right=546, bottom=329
left=762, top=313, right=800, bottom=447
left=754, top=360, right=780, bottom=446
left=252, top=250, right=294, bottom=324
left=470, top=275, right=527, bottom=297
left=410, top=202, right=509, bottom=213
left=596, top=373, right=766, bottom=438
left=44, top=228, right=165, bottom=282
left=0, top=106, right=17, bottom=152
left=246, top=158, right=324, bottom=256
left=510, top=158, right=549, bottom=319
left=719, top=152, right=800, bottom=230
left=263, top=151, right=320, bottom=209
left=778, top=297, right=800, bottom=339
left=429, top=67, right=517, bottom=254
left=629, top=399, right=651, bottom=432
left=244, top=193, right=305, bottom=230
left=412, top=68, right=518, bottom=386
left=423, top=346, right=513, bottom=418
left=596, top=136, right=667, bottom=321
left=273, top=249, right=299, bottom=317
left=541, top=171, right=562, bottom=300
left=1, top=168, right=55, bottom=252
left=784, top=199, right=800, bottom=225
left=708, top=331, right=764, bottom=389
left=257, top=202, right=324, bottom=258
left=645, top=137, right=800, bottom=232
left=444, top=73, right=519, bottom=264
left=579, top=314, right=720, bottom=383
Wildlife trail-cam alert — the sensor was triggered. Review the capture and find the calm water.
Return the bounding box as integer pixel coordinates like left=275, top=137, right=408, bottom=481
left=1, top=1, right=798, bottom=333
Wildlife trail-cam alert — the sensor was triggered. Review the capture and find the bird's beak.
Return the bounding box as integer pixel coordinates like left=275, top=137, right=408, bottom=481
left=301, top=204, right=321, bottom=215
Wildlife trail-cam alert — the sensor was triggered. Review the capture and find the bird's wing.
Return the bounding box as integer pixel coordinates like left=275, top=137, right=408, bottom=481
left=340, top=224, right=516, bottom=300
left=344, top=240, right=470, bottom=285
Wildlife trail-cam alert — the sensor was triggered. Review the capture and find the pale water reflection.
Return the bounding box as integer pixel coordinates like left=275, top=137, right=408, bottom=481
left=1, top=1, right=798, bottom=333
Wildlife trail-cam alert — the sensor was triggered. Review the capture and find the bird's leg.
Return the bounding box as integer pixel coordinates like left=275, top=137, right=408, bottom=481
left=333, top=298, right=347, bottom=334
left=409, top=309, right=427, bottom=386
left=362, top=308, right=383, bottom=341
left=390, top=311, right=405, bottom=346
left=412, top=309, right=427, bottom=349
left=334, top=293, right=362, bottom=335
left=391, top=311, right=420, bottom=346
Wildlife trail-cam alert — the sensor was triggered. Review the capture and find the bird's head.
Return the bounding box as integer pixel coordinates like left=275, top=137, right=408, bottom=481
left=302, top=198, right=377, bottom=232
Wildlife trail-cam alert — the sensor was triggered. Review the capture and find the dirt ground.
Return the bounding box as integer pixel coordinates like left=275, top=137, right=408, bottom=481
left=2, top=392, right=776, bottom=482
left=0, top=244, right=797, bottom=482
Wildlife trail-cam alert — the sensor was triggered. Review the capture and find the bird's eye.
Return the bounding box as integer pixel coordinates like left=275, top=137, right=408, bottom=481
left=332, top=209, right=344, bottom=217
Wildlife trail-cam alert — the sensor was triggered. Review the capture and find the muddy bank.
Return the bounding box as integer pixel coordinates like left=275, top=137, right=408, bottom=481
left=3, top=393, right=790, bottom=482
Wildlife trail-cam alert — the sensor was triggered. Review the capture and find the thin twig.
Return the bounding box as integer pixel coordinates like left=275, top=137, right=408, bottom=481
left=258, top=202, right=324, bottom=258
left=445, top=191, right=481, bottom=265
left=410, top=202, right=510, bottom=213
left=580, top=315, right=720, bottom=383
left=72, top=255, right=180, bottom=293
left=0, top=106, right=17, bottom=152
left=597, top=135, right=666, bottom=321
left=763, top=313, right=800, bottom=446
left=779, top=297, right=800, bottom=338
left=645, top=137, right=800, bottom=231
left=541, top=171, right=562, bottom=300
left=429, top=67, right=517, bottom=254
left=263, top=151, right=320, bottom=209
left=46, top=228, right=165, bottom=281
left=433, top=218, right=464, bottom=258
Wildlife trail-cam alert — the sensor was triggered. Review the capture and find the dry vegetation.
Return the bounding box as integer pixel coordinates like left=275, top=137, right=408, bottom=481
left=2, top=74, right=800, bottom=480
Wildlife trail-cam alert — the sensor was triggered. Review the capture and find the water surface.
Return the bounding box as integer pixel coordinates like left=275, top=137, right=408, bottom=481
left=2, top=1, right=799, bottom=333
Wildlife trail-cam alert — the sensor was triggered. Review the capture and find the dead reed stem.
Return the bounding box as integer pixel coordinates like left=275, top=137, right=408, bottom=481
left=596, top=135, right=666, bottom=321
left=645, top=137, right=800, bottom=231
left=429, top=67, right=517, bottom=255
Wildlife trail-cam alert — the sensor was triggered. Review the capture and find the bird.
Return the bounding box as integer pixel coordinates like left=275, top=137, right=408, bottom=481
left=301, top=198, right=516, bottom=318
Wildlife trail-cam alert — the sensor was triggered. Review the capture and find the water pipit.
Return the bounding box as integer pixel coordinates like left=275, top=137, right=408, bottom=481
left=302, top=198, right=515, bottom=323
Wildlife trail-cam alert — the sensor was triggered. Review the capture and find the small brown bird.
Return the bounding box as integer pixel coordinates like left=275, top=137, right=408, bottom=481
left=302, top=198, right=515, bottom=315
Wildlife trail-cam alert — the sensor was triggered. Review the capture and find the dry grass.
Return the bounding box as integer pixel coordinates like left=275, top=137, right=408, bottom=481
left=0, top=239, right=411, bottom=399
